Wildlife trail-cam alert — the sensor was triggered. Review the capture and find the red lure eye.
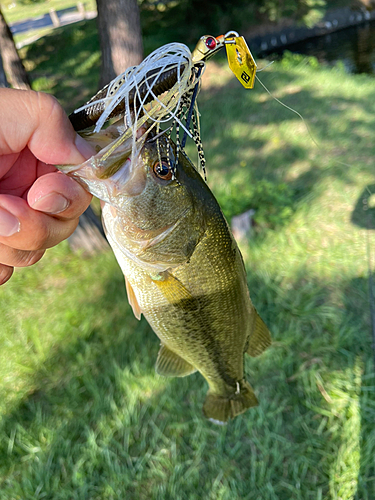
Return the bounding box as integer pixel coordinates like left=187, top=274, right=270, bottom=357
left=205, top=37, right=217, bottom=50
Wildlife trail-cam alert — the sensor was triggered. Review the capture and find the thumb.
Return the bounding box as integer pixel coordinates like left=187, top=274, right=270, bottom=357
left=0, top=88, right=94, bottom=165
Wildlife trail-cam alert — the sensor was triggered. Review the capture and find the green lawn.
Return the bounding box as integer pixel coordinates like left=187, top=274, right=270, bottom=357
left=1, top=19, right=375, bottom=500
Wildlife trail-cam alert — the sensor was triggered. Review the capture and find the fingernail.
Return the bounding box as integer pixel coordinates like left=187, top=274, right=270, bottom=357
left=0, top=208, right=20, bottom=236
left=30, top=193, right=69, bottom=214
left=75, top=134, right=96, bottom=160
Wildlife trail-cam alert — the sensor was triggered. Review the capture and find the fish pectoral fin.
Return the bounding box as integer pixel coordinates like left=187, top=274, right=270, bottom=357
left=152, top=271, right=200, bottom=311
left=246, top=309, right=272, bottom=357
left=155, top=345, right=197, bottom=377
left=124, top=276, right=142, bottom=320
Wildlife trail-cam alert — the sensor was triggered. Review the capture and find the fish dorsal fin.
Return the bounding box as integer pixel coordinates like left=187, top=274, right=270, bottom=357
left=156, top=344, right=197, bottom=377
left=246, top=309, right=272, bottom=357
left=124, top=275, right=142, bottom=320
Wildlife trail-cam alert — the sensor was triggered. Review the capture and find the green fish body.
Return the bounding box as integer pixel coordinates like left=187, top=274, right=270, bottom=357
left=60, top=125, right=271, bottom=423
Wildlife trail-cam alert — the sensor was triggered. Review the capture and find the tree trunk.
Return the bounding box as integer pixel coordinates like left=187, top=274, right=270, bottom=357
left=96, top=0, right=143, bottom=87
left=0, top=7, right=30, bottom=90
left=68, top=204, right=109, bottom=254
left=69, top=0, right=144, bottom=254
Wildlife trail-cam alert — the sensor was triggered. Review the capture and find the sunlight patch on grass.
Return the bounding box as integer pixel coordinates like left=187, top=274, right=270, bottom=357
left=327, top=359, right=362, bottom=500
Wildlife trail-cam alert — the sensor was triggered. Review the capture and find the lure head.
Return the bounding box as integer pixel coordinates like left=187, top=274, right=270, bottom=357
left=191, top=35, right=225, bottom=63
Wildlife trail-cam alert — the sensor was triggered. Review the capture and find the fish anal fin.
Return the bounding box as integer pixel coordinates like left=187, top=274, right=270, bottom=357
left=203, top=381, right=258, bottom=424
left=246, top=309, right=272, bottom=357
left=125, top=275, right=142, bottom=320
left=156, top=345, right=196, bottom=377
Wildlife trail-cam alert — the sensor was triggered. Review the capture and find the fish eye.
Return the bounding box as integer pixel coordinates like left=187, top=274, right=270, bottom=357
left=153, top=160, right=173, bottom=181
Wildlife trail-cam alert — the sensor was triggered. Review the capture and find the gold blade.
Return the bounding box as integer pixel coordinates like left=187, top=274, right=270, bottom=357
left=225, top=36, right=257, bottom=89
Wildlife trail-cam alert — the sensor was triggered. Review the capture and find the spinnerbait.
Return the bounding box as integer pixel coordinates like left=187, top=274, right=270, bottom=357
left=68, top=32, right=257, bottom=180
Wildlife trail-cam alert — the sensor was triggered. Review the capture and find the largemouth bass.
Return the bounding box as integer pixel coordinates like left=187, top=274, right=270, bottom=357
left=60, top=124, right=271, bottom=423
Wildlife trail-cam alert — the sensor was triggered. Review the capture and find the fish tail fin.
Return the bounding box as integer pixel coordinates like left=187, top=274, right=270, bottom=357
left=203, top=381, right=258, bottom=424
left=230, top=381, right=259, bottom=417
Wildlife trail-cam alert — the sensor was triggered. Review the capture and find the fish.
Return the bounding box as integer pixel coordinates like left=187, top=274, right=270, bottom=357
left=59, top=123, right=271, bottom=423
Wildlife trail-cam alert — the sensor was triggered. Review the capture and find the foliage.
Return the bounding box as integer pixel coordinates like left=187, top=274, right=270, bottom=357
left=258, top=0, right=327, bottom=25
left=140, top=0, right=332, bottom=42
left=279, top=50, right=322, bottom=70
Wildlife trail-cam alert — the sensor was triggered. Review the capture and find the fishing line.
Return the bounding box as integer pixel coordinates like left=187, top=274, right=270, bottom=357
left=257, top=61, right=375, bottom=368
left=256, top=61, right=375, bottom=363
left=254, top=72, right=353, bottom=170
left=255, top=73, right=320, bottom=149
left=256, top=61, right=275, bottom=72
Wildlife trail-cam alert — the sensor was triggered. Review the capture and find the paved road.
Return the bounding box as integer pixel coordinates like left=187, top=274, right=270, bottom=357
left=10, top=6, right=96, bottom=36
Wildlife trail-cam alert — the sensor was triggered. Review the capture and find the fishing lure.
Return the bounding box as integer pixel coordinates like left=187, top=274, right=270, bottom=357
left=69, top=32, right=257, bottom=180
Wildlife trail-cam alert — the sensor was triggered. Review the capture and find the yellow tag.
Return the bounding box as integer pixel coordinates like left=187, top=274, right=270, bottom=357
left=225, top=36, right=257, bottom=89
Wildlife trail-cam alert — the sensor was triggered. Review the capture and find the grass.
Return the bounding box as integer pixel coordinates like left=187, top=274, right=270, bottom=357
left=2, top=17, right=375, bottom=500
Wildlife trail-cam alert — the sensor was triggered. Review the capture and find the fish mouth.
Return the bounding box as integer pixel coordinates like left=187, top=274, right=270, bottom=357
left=57, top=124, right=152, bottom=202
left=59, top=122, right=145, bottom=176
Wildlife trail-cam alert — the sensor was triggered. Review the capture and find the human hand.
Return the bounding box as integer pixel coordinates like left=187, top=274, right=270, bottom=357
left=0, top=88, right=95, bottom=285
